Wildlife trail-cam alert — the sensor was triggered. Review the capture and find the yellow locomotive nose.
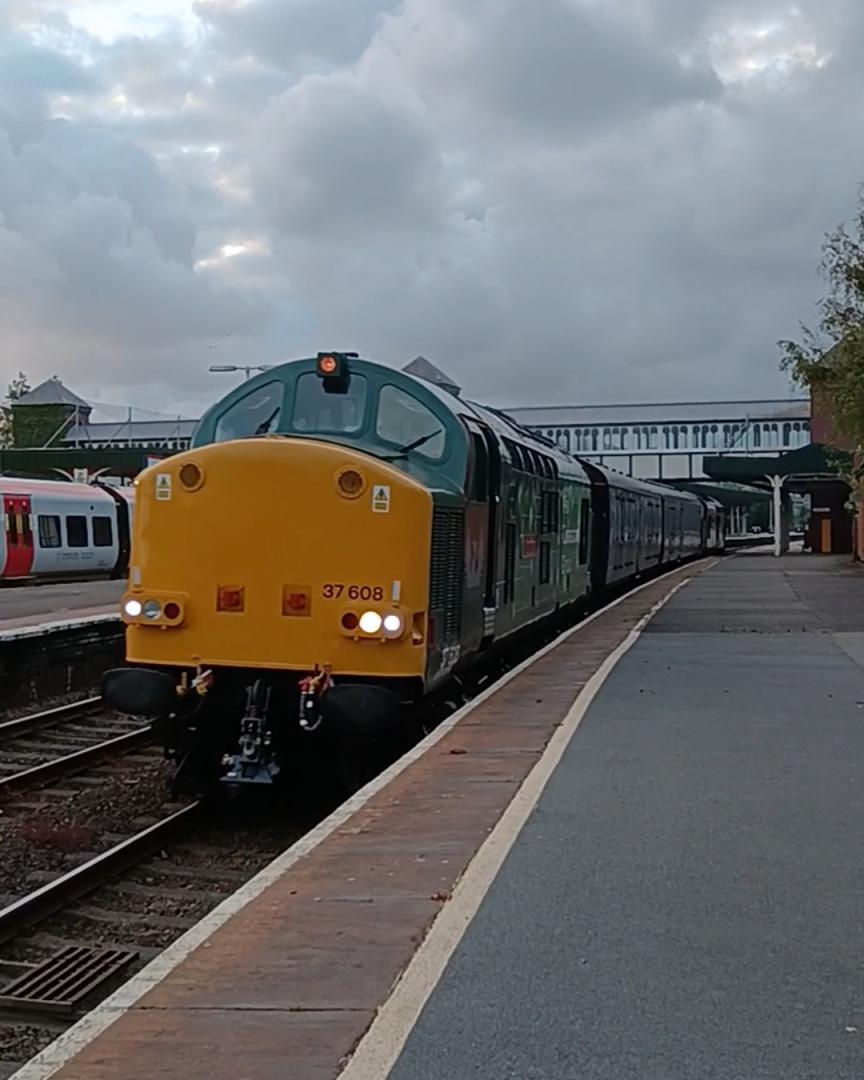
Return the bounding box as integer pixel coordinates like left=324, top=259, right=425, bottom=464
left=124, top=438, right=432, bottom=679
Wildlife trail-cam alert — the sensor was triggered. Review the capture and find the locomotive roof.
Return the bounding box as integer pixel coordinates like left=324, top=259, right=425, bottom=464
left=460, top=400, right=590, bottom=482
left=194, top=354, right=591, bottom=492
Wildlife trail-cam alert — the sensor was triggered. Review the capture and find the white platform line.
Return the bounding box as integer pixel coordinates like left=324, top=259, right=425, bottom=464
left=10, top=561, right=708, bottom=1080
left=337, top=579, right=692, bottom=1080
left=0, top=613, right=119, bottom=643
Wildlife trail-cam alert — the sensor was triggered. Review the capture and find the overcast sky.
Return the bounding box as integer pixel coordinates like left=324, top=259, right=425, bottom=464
left=1, top=0, right=863, bottom=417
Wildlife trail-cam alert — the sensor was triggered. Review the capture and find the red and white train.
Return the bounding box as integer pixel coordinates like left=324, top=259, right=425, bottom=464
left=0, top=478, right=135, bottom=583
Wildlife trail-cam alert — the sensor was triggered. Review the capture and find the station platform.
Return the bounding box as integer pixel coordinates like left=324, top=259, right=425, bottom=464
left=14, top=554, right=864, bottom=1080
left=0, top=580, right=121, bottom=640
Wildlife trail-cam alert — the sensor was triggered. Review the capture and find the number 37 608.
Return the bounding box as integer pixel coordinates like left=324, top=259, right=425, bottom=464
left=322, top=584, right=385, bottom=601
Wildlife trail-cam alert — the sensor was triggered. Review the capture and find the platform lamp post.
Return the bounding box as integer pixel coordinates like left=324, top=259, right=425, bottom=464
left=208, top=365, right=275, bottom=381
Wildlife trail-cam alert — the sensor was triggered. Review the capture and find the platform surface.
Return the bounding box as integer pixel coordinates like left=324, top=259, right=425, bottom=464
left=0, top=580, right=121, bottom=634
left=388, top=554, right=864, bottom=1078
left=13, top=554, right=864, bottom=1080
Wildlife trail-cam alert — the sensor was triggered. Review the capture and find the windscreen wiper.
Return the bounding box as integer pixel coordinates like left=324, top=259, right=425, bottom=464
left=399, top=429, right=443, bottom=454
left=254, top=408, right=280, bottom=436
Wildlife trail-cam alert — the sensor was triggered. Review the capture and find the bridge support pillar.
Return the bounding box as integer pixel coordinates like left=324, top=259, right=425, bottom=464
left=768, top=474, right=790, bottom=557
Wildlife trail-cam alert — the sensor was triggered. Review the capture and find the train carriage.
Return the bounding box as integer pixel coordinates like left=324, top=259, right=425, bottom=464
left=0, top=477, right=134, bottom=582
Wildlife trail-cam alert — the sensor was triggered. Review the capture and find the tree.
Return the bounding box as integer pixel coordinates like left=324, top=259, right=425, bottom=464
left=0, top=372, right=31, bottom=448
left=780, top=188, right=864, bottom=450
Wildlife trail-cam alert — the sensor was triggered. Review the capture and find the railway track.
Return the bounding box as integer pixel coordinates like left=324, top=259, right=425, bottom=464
left=0, top=793, right=311, bottom=1076
left=0, top=802, right=202, bottom=950
left=0, top=699, right=153, bottom=798
left=0, top=700, right=329, bottom=1073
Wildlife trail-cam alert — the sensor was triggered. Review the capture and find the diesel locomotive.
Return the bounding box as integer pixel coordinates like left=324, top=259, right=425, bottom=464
left=103, top=353, right=724, bottom=790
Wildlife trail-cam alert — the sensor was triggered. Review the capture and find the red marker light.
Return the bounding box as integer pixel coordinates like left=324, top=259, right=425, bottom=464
left=217, top=586, right=245, bottom=613
left=318, top=354, right=338, bottom=376
left=163, top=601, right=181, bottom=621
left=282, top=586, right=310, bottom=617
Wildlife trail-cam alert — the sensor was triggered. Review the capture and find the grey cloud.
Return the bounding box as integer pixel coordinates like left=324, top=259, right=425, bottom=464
left=0, top=118, right=271, bottom=398
left=195, top=0, right=400, bottom=68
left=0, top=34, right=101, bottom=144
left=5, top=120, right=196, bottom=265
left=455, top=0, right=722, bottom=137
left=250, top=74, right=441, bottom=239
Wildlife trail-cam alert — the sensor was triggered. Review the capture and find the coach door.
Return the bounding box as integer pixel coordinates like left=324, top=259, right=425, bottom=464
left=2, top=495, right=34, bottom=578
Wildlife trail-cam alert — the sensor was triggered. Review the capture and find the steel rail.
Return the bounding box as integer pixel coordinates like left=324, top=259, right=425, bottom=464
left=0, top=801, right=202, bottom=946
left=0, top=726, right=154, bottom=795
left=0, top=697, right=103, bottom=740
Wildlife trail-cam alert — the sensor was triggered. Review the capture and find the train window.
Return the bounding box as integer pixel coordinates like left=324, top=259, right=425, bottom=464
left=541, top=491, right=559, bottom=533
left=292, top=373, right=366, bottom=434
left=215, top=381, right=284, bottom=442
left=539, top=541, right=551, bottom=585
left=92, top=516, right=114, bottom=547
left=65, top=515, right=88, bottom=547
left=376, top=386, right=445, bottom=459
left=578, top=498, right=590, bottom=564
left=37, top=515, right=61, bottom=549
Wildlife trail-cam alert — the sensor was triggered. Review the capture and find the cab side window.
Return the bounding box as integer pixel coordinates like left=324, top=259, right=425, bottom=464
left=376, top=386, right=445, bottom=459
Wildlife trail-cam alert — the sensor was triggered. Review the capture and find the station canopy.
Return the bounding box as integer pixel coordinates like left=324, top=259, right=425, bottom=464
left=702, top=443, right=847, bottom=489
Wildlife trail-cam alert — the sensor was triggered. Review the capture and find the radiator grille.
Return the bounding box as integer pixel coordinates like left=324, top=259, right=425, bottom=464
left=429, top=507, right=464, bottom=638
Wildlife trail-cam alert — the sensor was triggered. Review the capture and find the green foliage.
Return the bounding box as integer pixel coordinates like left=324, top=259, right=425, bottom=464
left=12, top=404, right=70, bottom=449
left=0, top=372, right=30, bottom=448
left=779, top=188, right=864, bottom=449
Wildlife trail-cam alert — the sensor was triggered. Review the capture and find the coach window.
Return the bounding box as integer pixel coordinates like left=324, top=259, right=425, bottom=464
left=93, top=516, right=114, bottom=547
left=66, top=515, right=88, bottom=547
left=292, top=373, right=367, bottom=434
left=215, top=381, right=284, bottom=441
left=376, top=386, right=445, bottom=459
left=38, top=515, right=62, bottom=548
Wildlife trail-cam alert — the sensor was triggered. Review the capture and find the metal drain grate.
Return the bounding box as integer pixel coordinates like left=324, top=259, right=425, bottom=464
left=0, top=945, right=138, bottom=1018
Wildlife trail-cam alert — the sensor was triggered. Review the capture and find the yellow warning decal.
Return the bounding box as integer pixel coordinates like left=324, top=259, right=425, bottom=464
left=371, top=484, right=390, bottom=513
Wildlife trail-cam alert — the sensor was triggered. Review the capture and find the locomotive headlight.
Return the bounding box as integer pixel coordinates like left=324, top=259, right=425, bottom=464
left=124, top=599, right=143, bottom=618
left=383, top=613, right=403, bottom=636
left=142, top=600, right=162, bottom=620
left=359, top=611, right=383, bottom=634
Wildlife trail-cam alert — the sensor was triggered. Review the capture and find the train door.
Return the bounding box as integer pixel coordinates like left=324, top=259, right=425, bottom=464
left=2, top=495, right=34, bottom=578
left=465, top=419, right=501, bottom=644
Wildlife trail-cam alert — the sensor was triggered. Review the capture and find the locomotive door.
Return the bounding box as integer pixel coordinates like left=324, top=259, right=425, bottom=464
left=465, top=419, right=501, bottom=643
left=2, top=495, right=34, bottom=578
